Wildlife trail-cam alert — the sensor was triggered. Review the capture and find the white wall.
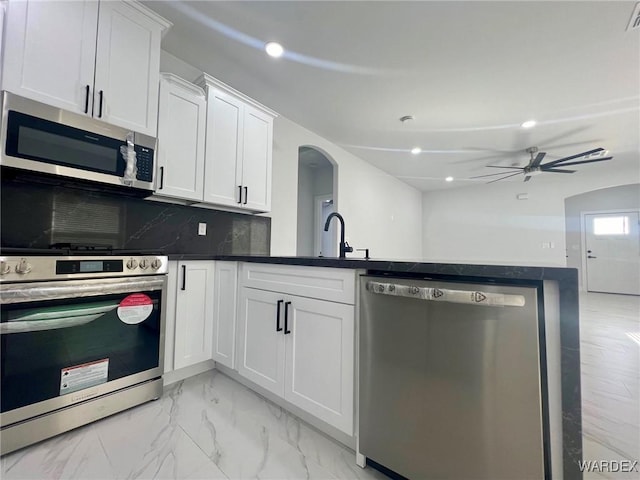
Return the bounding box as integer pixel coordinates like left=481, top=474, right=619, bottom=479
left=272, top=117, right=423, bottom=258
left=160, top=50, right=424, bottom=259
left=422, top=160, right=639, bottom=266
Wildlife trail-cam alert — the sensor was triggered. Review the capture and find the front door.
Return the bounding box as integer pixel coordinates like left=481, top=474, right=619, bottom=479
left=585, top=211, right=640, bottom=295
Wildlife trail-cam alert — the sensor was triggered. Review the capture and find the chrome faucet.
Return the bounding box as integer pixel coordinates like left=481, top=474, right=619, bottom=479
left=324, top=212, right=353, bottom=258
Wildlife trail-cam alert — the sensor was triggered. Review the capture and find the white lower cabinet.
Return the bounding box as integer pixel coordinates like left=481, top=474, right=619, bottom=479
left=173, top=261, right=214, bottom=370
left=237, top=285, right=355, bottom=434
left=212, top=261, right=238, bottom=369
left=284, top=296, right=354, bottom=434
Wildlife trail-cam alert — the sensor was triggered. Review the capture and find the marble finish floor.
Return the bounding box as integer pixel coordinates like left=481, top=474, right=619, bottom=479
left=1, top=291, right=638, bottom=479
left=580, top=292, right=640, bottom=479
left=0, top=370, right=387, bottom=480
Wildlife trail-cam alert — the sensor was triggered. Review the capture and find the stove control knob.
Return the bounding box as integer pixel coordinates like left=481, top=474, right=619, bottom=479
left=150, top=258, right=162, bottom=270
left=0, top=261, right=11, bottom=275
left=126, top=258, right=138, bottom=270
left=15, top=258, right=32, bottom=274
left=139, top=259, right=149, bottom=270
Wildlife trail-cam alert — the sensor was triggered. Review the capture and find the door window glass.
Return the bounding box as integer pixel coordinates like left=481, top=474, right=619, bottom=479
left=593, top=216, right=629, bottom=235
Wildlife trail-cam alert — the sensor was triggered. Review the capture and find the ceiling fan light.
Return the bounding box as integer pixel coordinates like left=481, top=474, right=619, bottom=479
left=521, top=120, right=537, bottom=129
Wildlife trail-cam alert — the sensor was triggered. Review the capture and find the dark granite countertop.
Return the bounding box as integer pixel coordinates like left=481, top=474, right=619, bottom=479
left=168, top=254, right=578, bottom=283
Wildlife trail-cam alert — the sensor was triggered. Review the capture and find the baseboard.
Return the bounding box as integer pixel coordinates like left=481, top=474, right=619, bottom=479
left=163, top=360, right=215, bottom=386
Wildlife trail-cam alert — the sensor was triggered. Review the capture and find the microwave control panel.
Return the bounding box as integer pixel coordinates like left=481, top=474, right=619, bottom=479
left=134, top=146, right=154, bottom=182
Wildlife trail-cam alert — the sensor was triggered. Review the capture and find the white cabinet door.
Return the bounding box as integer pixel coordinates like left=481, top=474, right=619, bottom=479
left=156, top=75, right=206, bottom=201
left=94, top=0, right=162, bottom=135
left=237, top=288, right=285, bottom=396
left=203, top=88, right=243, bottom=207
left=2, top=0, right=98, bottom=114
left=212, top=261, right=238, bottom=369
left=284, top=297, right=354, bottom=434
left=174, top=261, right=214, bottom=370
left=241, top=105, right=273, bottom=213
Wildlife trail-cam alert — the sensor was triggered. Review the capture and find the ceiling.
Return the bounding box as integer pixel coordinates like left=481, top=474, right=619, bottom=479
left=145, top=1, right=640, bottom=192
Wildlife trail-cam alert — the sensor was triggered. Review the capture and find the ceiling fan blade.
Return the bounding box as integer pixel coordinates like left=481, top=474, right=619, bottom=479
left=524, top=176, right=532, bottom=182
left=544, top=139, right=603, bottom=151
left=537, top=126, right=591, bottom=148
left=486, top=171, right=522, bottom=184
left=542, top=168, right=576, bottom=173
left=452, top=154, right=513, bottom=165
left=544, top=148, right=605, bottom=167
left=530, top=152, right=546, bottom=167
left=548, top=157, right=612, bottom=167
left=470, top=171, right=523, bottom=179
left=486, top=165, right=525, bottom=170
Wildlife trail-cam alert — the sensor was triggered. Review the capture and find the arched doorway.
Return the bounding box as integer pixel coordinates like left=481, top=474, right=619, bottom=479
left=297, top=146, right=337, bottom=256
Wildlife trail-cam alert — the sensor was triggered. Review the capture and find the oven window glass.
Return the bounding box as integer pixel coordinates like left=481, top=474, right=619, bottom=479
left=0, top=290, right=162, bottom=413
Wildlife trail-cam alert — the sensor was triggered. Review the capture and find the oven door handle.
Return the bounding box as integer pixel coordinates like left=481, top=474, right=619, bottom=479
left=1, top=276, right=166, bottom=304
left=1, top=302, right=119, bottom=334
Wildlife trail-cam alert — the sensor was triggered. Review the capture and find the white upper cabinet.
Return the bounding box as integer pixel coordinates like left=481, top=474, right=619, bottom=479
left=2, top=0, right=170, bottom=136
left=93, top=1, right=166, bottom=135
left=197, top=74, right=276, bottom=213
left=156, top=74, right=206, bottom=201
left=3, top=0, right=98, bottom=115
left=241, top=105, right=273, bottom=212
left=202, top=87, right=243, bottom=206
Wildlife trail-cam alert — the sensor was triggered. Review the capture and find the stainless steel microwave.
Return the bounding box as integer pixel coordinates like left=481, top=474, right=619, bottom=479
left=0, top=92, right=156, bottom=193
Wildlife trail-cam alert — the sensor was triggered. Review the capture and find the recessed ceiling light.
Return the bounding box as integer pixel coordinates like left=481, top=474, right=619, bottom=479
left=521, top=120, right=537, bottom=129
left=265, top=42, right=284, bottom=58
left=411, top=147, right=422, bottom=155
left=445, top=176, right=454, bottom=182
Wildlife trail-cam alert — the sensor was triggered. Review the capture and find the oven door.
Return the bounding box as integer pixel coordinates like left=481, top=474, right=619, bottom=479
left=0, top=275, right=166, bottom=427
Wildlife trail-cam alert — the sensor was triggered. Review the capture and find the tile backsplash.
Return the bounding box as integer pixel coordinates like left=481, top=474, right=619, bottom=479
left=1, top=177, right=270, bottom=255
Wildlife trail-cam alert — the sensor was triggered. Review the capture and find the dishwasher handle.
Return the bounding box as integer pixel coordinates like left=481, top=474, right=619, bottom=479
left=366, top=281, right=525, bottom=307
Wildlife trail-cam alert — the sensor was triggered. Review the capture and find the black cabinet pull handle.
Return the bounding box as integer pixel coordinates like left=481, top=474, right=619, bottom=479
left=98, top=90, right=104, bottom=118
left=181, top=265, right=186, bottom=290
left=276, top=300, right=283, bottom=332
left=237, top=185, right=243, bottom=204
left=243, top=186, right=248, bottom=205
left=587, top=255, right=597, bottom=259
left=84, top=85, right=90, bottom=114
left=284, top=301, right=292, bottom=334
left=159, top=166, right=164, bottom=189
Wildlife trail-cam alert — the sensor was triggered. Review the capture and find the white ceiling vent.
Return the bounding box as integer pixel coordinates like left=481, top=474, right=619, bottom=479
left=627, top=2, right=640, bottom=31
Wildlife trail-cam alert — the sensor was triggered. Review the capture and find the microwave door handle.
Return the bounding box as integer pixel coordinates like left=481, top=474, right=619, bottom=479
left=97, top=90, right=104, bottom=118
left=84, top=85, right=90, bottom=114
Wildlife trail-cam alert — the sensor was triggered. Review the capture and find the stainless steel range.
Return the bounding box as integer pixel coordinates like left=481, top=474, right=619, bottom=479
left=0, top=248, right=168, bottom=455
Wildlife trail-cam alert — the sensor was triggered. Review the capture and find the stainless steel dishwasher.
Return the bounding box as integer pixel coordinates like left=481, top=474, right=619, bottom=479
left=359, top=275, right=548, bottom=479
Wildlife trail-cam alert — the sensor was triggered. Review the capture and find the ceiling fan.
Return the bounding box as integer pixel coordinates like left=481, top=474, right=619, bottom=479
left=470, top=147, right=613, bottom=183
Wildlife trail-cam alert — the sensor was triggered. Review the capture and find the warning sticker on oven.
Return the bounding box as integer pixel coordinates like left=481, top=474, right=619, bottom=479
left=117, top=293, right=153, bottom=324
left=60, top=358, right=109, bottom=395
